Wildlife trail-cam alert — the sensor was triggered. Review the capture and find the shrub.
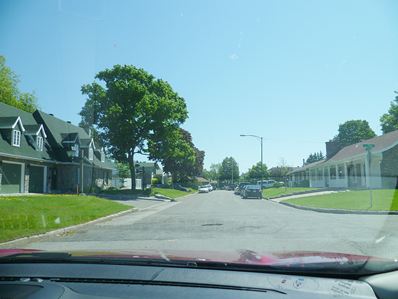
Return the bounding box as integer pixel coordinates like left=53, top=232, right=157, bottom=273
left=273, top=182, right=285, bottom=188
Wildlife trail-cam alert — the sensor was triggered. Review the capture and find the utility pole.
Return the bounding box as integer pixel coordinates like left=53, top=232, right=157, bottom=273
left=240, top=134, right=264, bottom=186
left=260, top=136, right=263, bottom=187
left=231, top=161, right=234, bottom=185
left=363, top=143, right=375, bottom=209
left=80, top=148, right=84, bottom=194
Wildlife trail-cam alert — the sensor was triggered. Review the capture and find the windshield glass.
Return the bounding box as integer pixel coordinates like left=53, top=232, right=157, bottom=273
left=1, top=0, right=398, bottom=275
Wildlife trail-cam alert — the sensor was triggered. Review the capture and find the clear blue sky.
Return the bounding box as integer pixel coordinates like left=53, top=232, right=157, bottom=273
left=1, top=0, right=398, bottom=172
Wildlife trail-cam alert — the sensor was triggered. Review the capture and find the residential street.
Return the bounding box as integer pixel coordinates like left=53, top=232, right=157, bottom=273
left=6, top=191, right=398, bottom=259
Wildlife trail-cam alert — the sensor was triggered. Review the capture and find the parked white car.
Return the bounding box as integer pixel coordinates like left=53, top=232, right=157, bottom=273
left=198, top=185, right=210, bottom=193
left=205, top=184, right=213, bottom=191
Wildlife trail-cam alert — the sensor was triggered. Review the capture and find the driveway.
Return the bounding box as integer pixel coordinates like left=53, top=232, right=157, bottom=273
left=5, top=191, right=398, bottom=259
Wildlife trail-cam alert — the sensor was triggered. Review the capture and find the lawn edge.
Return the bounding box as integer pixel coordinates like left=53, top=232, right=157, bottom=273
left=279, top=201, right=398, bottom=215
left=0, top=207, right=137, bottom=247
left=264, top=188, right=331, bottom=200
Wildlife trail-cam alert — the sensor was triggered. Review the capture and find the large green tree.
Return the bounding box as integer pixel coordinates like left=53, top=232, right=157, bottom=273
left=333, top=120, right=376, bottom=148
left=380, top=91, right=398, bottom=134
left=80, top=65, right=188, bottom=189
left=0, top=55, right=37, bottom=112
left=247, top=162, right=269, bottom=180
left=151, top=128, right=204, bottom=183
left=218, top=157, right=239, bottom=182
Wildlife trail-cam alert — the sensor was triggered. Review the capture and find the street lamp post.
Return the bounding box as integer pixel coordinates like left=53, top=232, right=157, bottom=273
left=363, top=143, right=375, bottom=209
left=240, top=134, right=264, bottom=186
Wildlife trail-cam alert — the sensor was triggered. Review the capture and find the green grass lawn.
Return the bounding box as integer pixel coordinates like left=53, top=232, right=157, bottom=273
left=0, top=195, right=130, bottom=243
left=263, top=187, right=318, bottom=198
left=151, top=187, right=196, bottom=199
left=284, top=189, right=398, bottom=211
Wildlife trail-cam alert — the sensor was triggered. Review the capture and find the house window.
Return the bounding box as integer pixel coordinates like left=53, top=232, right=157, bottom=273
left=37, top=136, right=44, bottom=151
left=355, top=164, right=362, bottom=177
left=330, top=166, right=336, bottom=180
left=89, top=147, right=94, bottom=161
left=12, top=130, right=21, bottom=147
left=316, top=168, right=323, bottom=180
left=310, top=169, right=316, bottom=180
left=338, top=164, right=345, bottom=179
left=72, top=144, right=79, bottom=157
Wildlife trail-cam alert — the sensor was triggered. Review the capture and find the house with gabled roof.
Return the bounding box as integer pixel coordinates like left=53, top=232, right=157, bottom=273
left=0, top=102, right=115, bottom=194
left=287, top=130, right=398, bottom=189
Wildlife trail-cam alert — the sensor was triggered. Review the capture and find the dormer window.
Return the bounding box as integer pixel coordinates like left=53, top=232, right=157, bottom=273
left=89, top=147, right=94, bottom=161
left=12, top=130, right=21, bottom=147
left=71, top=144, right=79, bottom=157
left=37, top=136, right=44, bottom=151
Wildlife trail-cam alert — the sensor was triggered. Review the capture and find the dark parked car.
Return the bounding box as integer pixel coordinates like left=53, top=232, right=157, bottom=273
left=234, top=182, right=250, bottom=195
left=241, top=185, right=262, bottom=199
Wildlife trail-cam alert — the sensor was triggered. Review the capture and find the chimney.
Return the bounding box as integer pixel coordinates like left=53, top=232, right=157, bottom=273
left=67, top=121, right=71, bottom=124
left=49, top=113, right=54, bottom=116
left=326, top=141, right=340, bottom=159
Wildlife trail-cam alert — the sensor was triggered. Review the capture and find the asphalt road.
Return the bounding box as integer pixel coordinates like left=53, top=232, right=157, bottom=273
left=7, top=190, right=398, bottom=259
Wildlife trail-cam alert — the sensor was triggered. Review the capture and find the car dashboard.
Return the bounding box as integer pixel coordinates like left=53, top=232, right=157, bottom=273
left=2, top=262, right=398, bottom=299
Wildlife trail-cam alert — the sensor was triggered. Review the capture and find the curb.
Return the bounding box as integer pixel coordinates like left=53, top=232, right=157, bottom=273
left=0, top=207, right=137, bottom=247
left=279, top=201, right=398, bottom=215
left=174, top=192, right=198, bottom=201
left=266, top=188, right=338, bottom=200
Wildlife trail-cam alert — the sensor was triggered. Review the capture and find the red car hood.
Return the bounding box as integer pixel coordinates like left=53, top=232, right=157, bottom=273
left=0, top=248, right=384, bottom=267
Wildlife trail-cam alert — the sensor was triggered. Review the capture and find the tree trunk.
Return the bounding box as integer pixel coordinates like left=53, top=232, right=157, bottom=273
left=172, top=172, right=177, bottom=185
left=128, top=153, right=136, bottom=190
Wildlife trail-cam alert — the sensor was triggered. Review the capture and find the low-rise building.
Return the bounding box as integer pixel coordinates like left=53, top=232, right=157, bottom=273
left=288, top=130, right=398, bottom=189
left=0, top=102, right=114, bottom=194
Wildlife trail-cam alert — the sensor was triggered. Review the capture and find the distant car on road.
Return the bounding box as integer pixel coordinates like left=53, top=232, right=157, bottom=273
left=205, top=184, right=213, bottom=192
left=234, top=182, right=250, bottom=195
left=241, top=185, right=262, bottom=199
left=198, top=185, right=210, bottom=193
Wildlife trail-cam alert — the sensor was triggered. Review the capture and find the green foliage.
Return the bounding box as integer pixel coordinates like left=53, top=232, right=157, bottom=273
left=116, top=162, right=130, bottom=178
left=269, top=165, right=292, bottom=180
left=203, top=163, right=221, bottom=181
left=80, top=65, right=189, bottom=189
left=247, top=162, right=268, bottom=180
left=333, top=120, right=376, bottom=148
left=272, top=182, right=285, bottom=188
left=149, top=128, right=204, bottom=183
left=0, top=55, right=37, bottom=112
left=151, top=177, right=160, bottom=185
left=159, top=129, right=196, bottom=182
left=305, top=151, right=324, bottom=164
left=218, top=157, right=239, bottom=182
left=380, top=91, right=398, bottom=134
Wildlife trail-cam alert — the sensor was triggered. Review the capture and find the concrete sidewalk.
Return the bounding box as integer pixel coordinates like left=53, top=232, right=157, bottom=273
left=269, top=190, right=341, bottom=202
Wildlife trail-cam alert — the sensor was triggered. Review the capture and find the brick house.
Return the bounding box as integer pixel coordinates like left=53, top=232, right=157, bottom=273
left=0, top=102, right=114, bottom=194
